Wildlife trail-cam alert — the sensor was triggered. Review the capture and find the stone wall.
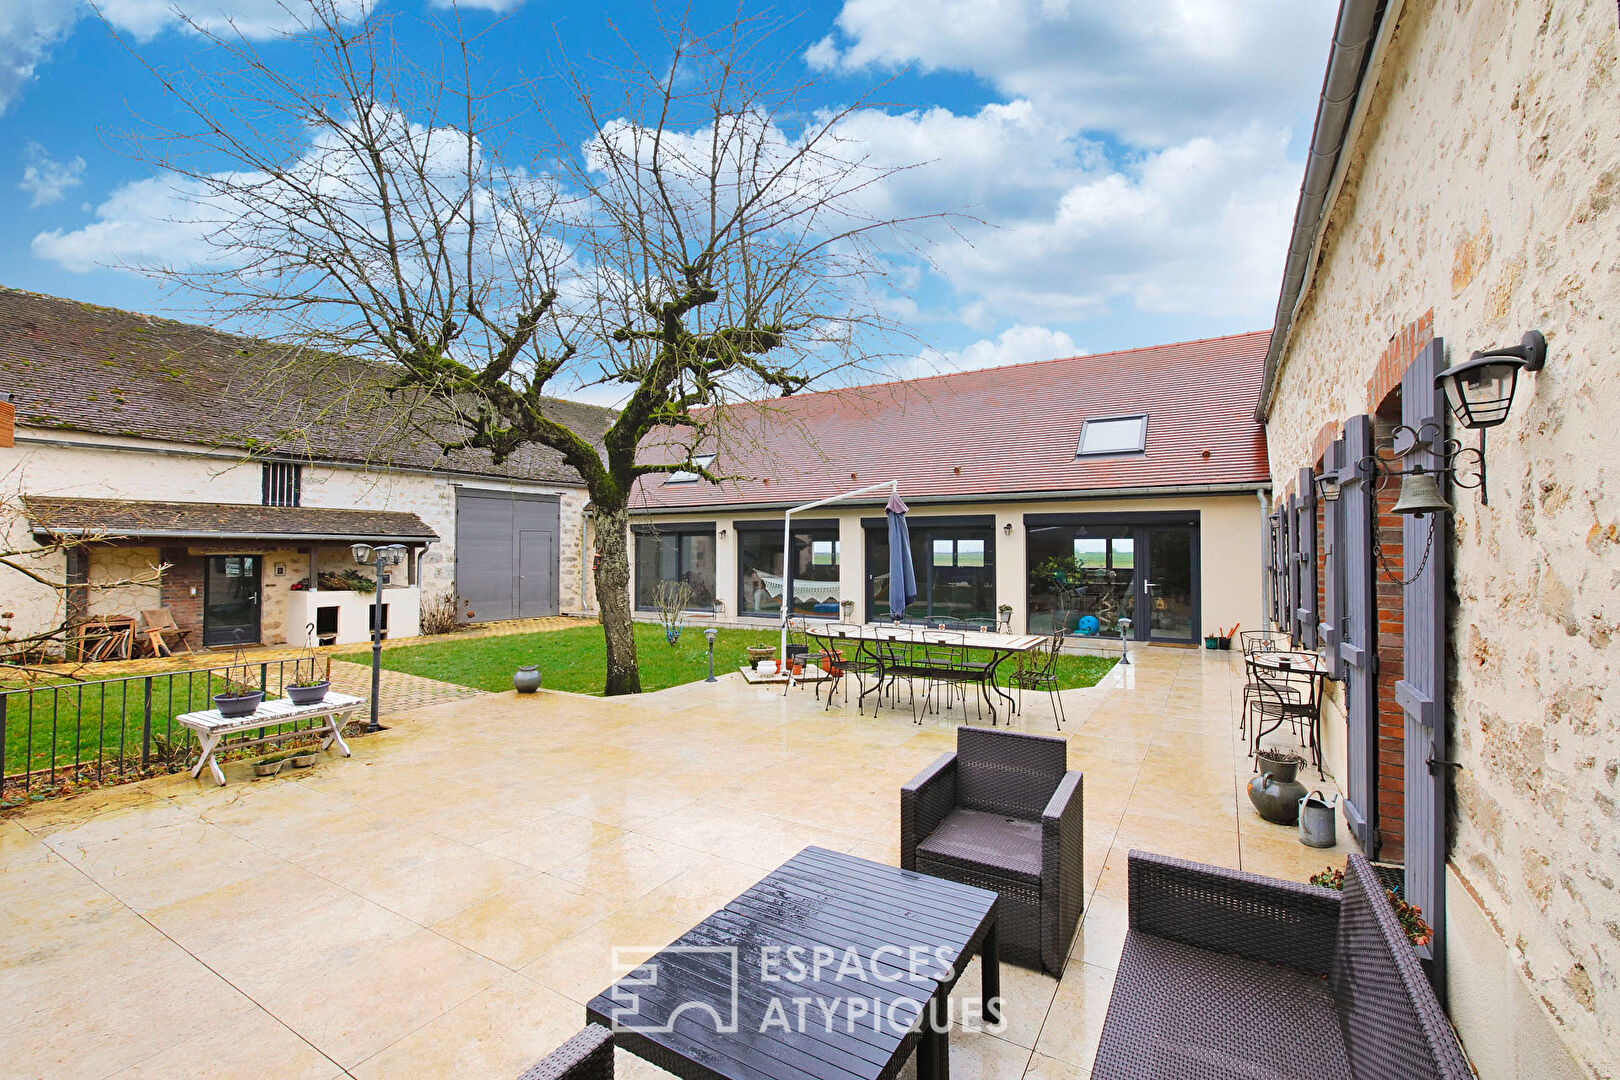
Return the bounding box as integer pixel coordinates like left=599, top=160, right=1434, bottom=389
left=0, top=431, right=591, bottom=646
left=1263, top=2, right=1619, bottom=1076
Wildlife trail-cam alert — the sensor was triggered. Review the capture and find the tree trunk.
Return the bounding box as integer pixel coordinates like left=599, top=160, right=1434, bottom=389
left=592, top=502, right=642, bottom=696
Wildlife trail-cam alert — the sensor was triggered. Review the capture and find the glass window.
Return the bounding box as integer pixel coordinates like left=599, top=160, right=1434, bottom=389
left=738, top=524, right=841, bottom=618
left=868, top=522, right=995, bottom=623
left=1027, top=523, right=1137, bottom=636
left=665, top=454, right=716, bottom=484
left=634, top=527, right=716, bottom=609
left=1076, top=415, right=1147, bottom=455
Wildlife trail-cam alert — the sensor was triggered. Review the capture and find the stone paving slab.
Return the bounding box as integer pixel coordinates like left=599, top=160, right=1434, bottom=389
left=0, top=645, right=1344, bottom=1080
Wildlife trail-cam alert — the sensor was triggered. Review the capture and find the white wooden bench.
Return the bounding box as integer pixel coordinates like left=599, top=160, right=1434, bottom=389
left=176, top=692, right=363, bottom=786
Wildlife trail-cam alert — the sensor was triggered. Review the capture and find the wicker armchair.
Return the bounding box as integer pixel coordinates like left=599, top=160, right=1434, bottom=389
left=1091, top=851, right=1472, bottom=1080
left=517, top=1024, right=615, bottom=1080
left=901, top=726, right=1083, bottom=975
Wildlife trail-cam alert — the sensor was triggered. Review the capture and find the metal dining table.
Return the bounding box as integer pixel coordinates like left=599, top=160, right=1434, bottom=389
left=806, top=624, right=1045, bottom=723
left=1248, top=650, right=1330, bottom=776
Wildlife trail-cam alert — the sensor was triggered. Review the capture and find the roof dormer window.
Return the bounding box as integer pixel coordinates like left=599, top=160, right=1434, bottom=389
left=665, top=454, right=716, bottom=484
left=1076, top=414, right=1147, bottom=456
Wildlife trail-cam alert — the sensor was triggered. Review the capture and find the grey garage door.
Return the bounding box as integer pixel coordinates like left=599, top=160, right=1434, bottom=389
left=455, top=489, right=561, bottom=622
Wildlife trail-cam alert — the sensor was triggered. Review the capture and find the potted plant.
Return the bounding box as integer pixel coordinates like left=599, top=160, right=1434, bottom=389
left=1247, top=748, right=1308, bottom=825
left=252, top=753, right=286, bottom=777
left=289, top=748, right=320, bottom=768
left=214, top=685, right=264, bottom=718
left=746, top=644, right=775, bottom=669
left=286, top=676, right=330, bottom=706
left=1309, top=866, right=1434, bottom=948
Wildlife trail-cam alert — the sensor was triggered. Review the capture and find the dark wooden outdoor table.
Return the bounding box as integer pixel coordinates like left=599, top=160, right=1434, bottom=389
left=586, top=846, right=1000, bottom=1080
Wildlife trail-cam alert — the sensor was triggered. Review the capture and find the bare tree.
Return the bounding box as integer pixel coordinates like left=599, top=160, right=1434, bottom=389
left=0, top=494, right=165, bottom=678
left=129, top=1, right=926, bottom=694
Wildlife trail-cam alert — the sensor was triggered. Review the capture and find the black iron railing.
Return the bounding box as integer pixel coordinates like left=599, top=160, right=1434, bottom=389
left=2, top=656, right=331, bottom=800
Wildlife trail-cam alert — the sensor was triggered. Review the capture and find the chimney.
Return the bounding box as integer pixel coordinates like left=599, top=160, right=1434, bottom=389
left=0, top=392, right=13, bottom=449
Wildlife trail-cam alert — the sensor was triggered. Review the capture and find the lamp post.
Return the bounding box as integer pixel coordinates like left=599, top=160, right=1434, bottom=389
left=1117, top=617, right=1132, bottom=665
left=351, top=542, right=406, bottom=732
left=704, top=627, right=718, bottom=683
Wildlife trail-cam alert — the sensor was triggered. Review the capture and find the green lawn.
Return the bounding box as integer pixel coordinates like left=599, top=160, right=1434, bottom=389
left=336, top=622, right=1117, bottom=697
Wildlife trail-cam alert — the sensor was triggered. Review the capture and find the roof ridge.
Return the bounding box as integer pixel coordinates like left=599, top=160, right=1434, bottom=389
left=778, top=328, right=1273, bottom=403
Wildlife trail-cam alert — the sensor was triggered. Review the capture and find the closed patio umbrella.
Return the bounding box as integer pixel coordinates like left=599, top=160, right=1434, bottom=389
left=886, top=491, right=917, bottom=620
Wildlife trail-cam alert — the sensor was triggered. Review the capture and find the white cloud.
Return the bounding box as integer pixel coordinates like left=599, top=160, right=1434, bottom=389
left=825, top=100, right=1298, bottom=327
left=0, top=0, right=79, bottom=116
left=32, top=175, right=222, bottom=271
left=426, top=0, right=529, bottom=11
left=96, top=0, right=373, bottom=41
left=814, top=0, right=1338, bottom=146
left=901, top=324, right=1081, bottom=379
left=18, top=142, right=85, bottom=207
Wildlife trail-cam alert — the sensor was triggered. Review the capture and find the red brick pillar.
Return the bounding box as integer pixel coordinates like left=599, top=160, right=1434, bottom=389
left=1371, top=413, right=1407, bottom=863
left=161, top=550, right=206, bottom=636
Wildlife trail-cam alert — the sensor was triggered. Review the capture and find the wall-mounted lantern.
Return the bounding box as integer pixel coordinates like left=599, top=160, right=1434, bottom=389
left=1433, top=329, right=1546, bottom=505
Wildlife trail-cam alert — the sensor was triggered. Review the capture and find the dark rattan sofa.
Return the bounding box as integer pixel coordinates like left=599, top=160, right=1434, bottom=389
left=518, top=1024, right=615, bottom=1080
left=901, top=726, right=1083, bottom=976
left=1092, top=851, right=1472, bottom=1080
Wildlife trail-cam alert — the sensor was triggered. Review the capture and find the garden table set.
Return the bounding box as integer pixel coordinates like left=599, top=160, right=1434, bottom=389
left=804, top=623, right=1045, bottom=724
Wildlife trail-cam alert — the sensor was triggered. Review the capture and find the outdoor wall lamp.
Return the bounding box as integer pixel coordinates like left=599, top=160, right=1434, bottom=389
left=1313, top=473, right=1341, bottom=502
left=1433, top=330, right=1545, bottom=506
left=1003, top=522, right=1013, bottom=536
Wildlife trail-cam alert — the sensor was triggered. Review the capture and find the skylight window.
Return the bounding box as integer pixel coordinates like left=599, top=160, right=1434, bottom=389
left=664, top=454, right=716, bottom=484
left=1076, top=415, right=1148, bottom=456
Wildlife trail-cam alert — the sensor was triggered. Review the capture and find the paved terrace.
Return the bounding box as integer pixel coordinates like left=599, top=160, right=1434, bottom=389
left=0, top=646, right=1342, bottom=1080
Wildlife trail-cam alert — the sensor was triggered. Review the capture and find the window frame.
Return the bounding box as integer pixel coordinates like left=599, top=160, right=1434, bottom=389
left=261, top=461, right=302, bottom=507
left=631, top=522, right=717, bottom=611
left=1075, top=413, right=1149, bottom=457
left=663, top=454, right=716, bottom=485
left=735, top=519, right=841, bottom=620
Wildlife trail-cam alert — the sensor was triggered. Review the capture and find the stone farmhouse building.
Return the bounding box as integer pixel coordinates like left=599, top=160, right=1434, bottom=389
left=0, top=287, right=613, bottom=649
left=622, top=333, right=1273, bottom=646
left=1258, top=2, right=1617, bottom=1077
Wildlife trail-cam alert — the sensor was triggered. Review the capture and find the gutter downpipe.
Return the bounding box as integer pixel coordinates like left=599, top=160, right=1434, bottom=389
left=1257, top=487, right=1272, bottom=631
left=1255, top=0, right=1385, bottom=423
left=778, top=480, right=898, bottom=678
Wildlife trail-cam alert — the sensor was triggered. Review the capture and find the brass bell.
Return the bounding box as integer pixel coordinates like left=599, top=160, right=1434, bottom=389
left=1390, top=467, right=1453, bottom=517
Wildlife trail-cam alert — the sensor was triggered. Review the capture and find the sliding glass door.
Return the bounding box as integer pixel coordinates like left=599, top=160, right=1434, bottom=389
left=1024, top=513, right=1199, bottom=642
left=865, top=517, right=996, bottom=623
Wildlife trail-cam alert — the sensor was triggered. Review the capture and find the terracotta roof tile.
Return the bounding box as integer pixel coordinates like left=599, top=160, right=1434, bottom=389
left=632, top=331, right=1272, bottom=511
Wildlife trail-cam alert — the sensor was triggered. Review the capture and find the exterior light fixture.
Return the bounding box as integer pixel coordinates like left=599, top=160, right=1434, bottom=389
left=704, top=627, right=719, bottom=683
left=1437, top=330, right=1545, bottom=430
left=352, top=542, right=407, bottom=731
left=1431, top=330, right=1545, bottom=505
left=1313, top=472, right=1341, bottom=502
left=1002, top=522, right=1013, bottom=536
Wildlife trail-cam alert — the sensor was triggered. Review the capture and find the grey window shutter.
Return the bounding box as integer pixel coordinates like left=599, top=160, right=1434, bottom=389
left=1296, top=465, right=1318, bottom=650
left=1319, top=435, right=1346, bottom=680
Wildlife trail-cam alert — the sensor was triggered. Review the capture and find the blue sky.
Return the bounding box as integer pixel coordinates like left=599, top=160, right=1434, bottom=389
left=1, top=0, right=1340, bottom=397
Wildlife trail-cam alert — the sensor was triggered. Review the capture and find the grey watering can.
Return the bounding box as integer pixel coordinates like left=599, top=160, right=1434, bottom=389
left=1299, top=790, right=1338, bottom=848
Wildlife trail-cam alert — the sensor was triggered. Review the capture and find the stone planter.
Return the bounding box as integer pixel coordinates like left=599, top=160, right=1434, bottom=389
left=746, top=646, right=775, bottom=669
left=513, top=665, right=542, bottom=693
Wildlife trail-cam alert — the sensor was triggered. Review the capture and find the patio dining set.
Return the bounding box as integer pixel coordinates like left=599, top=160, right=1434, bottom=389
left=1240, top=629, right=1330, bottom=776
left=518, top=725, right=1472, bottom=1080
left=783, top=619, right=1071, bottom=728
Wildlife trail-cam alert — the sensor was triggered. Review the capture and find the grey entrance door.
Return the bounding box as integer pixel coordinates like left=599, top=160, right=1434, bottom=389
left=203, top=555, right=261, bottom=647
left=455, top=490, right=561, bottom=622
left=1139, top=526, right=1198, bottom=642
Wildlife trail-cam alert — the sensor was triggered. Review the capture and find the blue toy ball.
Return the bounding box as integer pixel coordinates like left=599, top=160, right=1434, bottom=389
left=1076, top=615, right=1101, bottom=637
